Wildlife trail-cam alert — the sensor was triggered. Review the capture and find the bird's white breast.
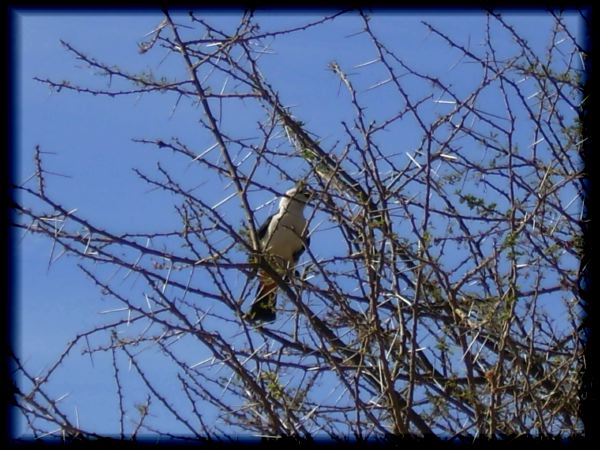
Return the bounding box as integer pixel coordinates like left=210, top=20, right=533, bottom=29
left=264, top=212, right=306, bottom=263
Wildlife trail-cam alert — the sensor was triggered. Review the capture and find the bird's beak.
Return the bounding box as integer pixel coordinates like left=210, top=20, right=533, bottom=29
left=293, top=182, right=312, bottom=201
left=300, top=187, right=313, bottom=202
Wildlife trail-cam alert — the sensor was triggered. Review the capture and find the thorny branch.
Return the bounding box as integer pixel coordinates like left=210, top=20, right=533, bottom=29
left=13, top=10, right=586, bottom=440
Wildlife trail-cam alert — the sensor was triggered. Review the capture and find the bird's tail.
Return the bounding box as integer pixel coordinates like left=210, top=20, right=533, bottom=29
left=245, top=271, right=278, bottom=323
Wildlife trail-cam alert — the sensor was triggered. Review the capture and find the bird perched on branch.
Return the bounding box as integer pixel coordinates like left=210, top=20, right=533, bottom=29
left=244, top=185, right=312, bottom=323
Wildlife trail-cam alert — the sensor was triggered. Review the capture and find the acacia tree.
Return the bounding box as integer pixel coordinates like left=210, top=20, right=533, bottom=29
left=12, top=10, right=587, bottom=440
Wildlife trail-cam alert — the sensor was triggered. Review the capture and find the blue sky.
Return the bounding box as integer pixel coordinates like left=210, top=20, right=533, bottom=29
left=14, top=10, right=583, bottom=437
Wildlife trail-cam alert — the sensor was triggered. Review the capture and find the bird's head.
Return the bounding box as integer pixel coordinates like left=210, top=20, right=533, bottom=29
left=285, top=183, right=312, bottom=205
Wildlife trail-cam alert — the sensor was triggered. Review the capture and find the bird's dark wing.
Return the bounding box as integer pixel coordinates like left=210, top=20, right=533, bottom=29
left=248, top=215, right=275, bottom=269
left=257, top=214, right=275, bottom=243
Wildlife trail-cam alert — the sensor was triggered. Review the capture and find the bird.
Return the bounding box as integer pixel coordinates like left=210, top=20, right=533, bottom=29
left=244, top=184, right=312, bottom=323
